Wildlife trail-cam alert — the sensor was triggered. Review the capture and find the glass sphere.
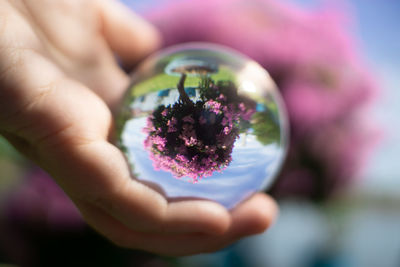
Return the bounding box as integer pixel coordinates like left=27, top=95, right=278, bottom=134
left=116, top=43, right=288, bottom=209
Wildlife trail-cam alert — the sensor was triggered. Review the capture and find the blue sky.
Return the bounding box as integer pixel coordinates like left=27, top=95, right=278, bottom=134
left=346, top=0, right=400, bottom=192
left=287, top=0, right=400, bottom=193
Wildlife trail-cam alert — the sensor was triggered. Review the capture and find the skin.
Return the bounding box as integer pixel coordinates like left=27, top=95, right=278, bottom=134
left=0, top=0, right=278, bottom=256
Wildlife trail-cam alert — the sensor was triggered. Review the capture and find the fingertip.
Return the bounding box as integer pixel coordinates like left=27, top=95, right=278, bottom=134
left=230, top=193, right=279, bottom=236
left=248, top=193, right=279, bottom=234
left=98, top=0, right=162, bottom=66
left=202, top=202, right=232, bottom=235
left=166, top=200, right=231, bottom=235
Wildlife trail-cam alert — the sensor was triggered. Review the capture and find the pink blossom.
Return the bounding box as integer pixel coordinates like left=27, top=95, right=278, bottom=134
left=145, top=0, right=379, bottom=199
left=223, top=127, right=230, bottom=135
left=142, top=79, right=255, bottom=182
left=205, top=99, right=222, bottom=114
left=218, top=94, right=227, bottom=101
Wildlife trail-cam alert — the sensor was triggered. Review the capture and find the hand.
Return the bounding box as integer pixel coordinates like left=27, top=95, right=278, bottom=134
left=0, top=0, right=278, bottom=256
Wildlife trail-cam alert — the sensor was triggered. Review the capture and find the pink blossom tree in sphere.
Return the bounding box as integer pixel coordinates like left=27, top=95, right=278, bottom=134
left=143, top=75, right=256, bottom=182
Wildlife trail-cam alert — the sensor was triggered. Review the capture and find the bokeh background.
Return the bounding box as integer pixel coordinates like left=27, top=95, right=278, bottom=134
left=0, top=0, right=399, bottom=266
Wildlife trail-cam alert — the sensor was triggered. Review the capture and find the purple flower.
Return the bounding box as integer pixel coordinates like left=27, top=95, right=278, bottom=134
left=145, top=0, right=380, bottom=199
left=143, top=77, right=256, bottom=182
left=205, top=99, right=222, bottom=114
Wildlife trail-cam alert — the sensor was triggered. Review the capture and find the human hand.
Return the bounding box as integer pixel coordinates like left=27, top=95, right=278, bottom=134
left=0, top=0, right=278, bottom=256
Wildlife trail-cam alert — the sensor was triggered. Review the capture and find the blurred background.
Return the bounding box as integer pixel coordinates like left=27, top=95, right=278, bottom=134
left=0, top=0, right=399, bottom=266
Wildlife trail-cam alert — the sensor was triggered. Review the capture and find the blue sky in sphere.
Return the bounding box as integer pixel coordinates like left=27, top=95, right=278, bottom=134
left=121, top=117, right=283, bottom=209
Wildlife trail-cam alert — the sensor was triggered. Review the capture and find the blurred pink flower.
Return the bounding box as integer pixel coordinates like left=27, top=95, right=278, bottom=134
left=4, top=168, right=84, bottom=230
left=144, top=0, right=380, bottom=200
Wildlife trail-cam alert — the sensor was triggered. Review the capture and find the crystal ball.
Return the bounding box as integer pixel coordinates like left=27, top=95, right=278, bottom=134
left=116, top=43, right=288, bottom=209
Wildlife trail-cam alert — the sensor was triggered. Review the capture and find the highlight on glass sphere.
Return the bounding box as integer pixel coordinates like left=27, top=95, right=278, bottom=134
left=116, top=43, right=288, bottom=209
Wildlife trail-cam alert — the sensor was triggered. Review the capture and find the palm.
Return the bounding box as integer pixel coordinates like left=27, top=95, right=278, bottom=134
left=0, top=0, right=277, bottom=256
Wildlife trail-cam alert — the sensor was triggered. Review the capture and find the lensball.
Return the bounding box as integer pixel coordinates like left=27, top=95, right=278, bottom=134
left=116, top=43, right=288, bottom=209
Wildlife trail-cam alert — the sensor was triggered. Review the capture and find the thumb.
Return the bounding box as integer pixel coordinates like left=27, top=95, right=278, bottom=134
left=97, top=0, right=162, bottom=67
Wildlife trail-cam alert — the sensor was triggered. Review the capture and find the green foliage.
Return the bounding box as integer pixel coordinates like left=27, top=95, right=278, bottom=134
left=252, top=111, right=280, bottom=146
left=131, top=66, right=236, bottom=97
left=132, top=74, right=198, bottom=97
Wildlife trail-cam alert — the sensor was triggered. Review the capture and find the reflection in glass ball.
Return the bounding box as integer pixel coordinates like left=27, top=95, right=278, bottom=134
left=117, top=43, right=288, bottom=209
